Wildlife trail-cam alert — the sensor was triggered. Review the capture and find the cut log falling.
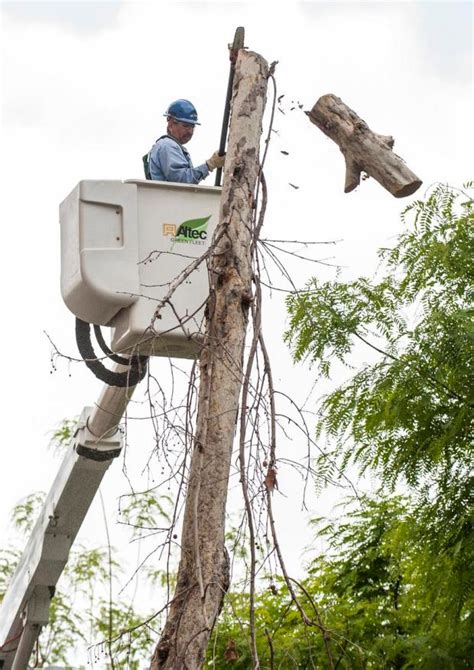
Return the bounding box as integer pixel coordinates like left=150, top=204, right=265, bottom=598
left=307, top=94, right=422, bottom=198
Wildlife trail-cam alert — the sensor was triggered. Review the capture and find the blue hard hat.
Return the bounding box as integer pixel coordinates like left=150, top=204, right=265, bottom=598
left=164, top=99, right=200, bottom=125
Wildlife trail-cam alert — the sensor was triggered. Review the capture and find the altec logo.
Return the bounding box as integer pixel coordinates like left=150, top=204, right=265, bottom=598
left=163, top=216, right=211, bottom=244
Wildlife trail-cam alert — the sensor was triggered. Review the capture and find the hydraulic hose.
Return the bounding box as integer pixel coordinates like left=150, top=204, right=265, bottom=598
left=76, top=318, right=148, bottom=387
left=93, top=324, right=136, bottom=366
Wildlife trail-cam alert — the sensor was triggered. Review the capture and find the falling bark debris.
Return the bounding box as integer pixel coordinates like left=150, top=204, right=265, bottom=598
left=150, top=49, right=269, bottom=670
left=306, top=94, right=422, bottom=198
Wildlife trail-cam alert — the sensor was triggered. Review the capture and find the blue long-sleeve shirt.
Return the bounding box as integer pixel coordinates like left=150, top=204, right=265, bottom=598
left=149, top=136, right=210, bottom=184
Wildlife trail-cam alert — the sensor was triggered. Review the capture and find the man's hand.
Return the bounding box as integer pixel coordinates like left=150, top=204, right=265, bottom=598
left=206, top=151, right=226, bottom=171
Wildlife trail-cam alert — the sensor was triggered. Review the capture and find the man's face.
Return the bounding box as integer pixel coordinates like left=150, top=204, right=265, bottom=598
left=168, top=117, right=195, bottom=144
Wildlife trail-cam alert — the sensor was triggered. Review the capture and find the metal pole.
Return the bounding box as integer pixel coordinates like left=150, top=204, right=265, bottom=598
left=214, top=27, right=245, bottom=187
left=10, top=624, right=40, bottom=670
left=88, top=363, right=137, bottom=438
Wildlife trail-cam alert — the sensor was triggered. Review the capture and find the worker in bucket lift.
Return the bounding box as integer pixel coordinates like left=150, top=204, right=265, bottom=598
left=144, top=99, right=225, bottom=184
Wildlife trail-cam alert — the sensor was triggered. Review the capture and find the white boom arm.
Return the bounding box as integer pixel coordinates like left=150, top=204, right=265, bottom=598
left=0, top=369, right=137, bottom=670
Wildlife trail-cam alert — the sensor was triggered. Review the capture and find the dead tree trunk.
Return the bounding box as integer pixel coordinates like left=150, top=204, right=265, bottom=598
left=307, top=94, right=422, bottom=198
left=150, top=50, right=269, bottom=670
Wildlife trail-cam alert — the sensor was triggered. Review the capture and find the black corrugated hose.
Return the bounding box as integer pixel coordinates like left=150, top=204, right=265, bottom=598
left=76, top=318, right=148, bottom=387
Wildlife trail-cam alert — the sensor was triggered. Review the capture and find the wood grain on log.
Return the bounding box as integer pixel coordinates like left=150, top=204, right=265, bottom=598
left=307, top=94, right=422, bottom=198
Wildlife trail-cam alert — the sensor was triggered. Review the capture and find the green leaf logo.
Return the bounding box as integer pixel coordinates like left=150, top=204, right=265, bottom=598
left=175, top=215, right=211, bottom=242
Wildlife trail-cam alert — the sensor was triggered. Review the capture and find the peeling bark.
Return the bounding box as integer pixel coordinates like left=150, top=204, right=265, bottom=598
left=150, top=50, right=269, bottom=670
left=307, top=94, right=422, bottom=198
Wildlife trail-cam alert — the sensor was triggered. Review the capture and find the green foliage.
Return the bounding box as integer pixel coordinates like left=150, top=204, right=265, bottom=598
left=309, top=495, right=473, bottom=669
left=36, top=590, right=86, bottom=667
left=119, top=491, right=172, bottom=538
left=280, top=183, right=474, bottom=668
left=0, top=548, right=20, bottom=604
left=49, top=417, right=77, bottom=453
left=11, top=491, right=46, bottom=533
left=285, top=183, right=473, bottom=489
left=208, top=495, right=474, bottom=668
left=0, top=492, right=158, bottom=668
left=93, top=604, right=155, bottom=670
left=67, top=546, right=115, bottom=588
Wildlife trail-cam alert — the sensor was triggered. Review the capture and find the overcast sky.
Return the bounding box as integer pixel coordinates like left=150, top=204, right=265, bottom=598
left=0, top=0, right=472, bottom=639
